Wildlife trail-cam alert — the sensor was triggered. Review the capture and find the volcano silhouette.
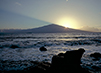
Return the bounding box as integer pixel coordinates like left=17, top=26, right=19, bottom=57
left=21, top=24, right=90, bottom=33
left=1, top=24, right=91, bottom=33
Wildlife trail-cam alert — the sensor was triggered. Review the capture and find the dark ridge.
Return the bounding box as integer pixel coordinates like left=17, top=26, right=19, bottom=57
left=0, top=24, right=95, bottom=33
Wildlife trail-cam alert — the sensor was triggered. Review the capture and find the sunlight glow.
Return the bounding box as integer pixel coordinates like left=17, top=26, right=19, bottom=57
left=57, top=17, right=78, bottom=29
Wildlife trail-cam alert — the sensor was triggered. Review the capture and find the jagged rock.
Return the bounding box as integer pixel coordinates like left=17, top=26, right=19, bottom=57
left=64, top=48, right=85, bottom=64
left=52, top=48, right=85, bottom=66
left=58, top=53, right=64, bottom=56
left=90, top=52, right=101, bottom=60
left=24, top=62, right=51, bottom=73
left=10, top=45, right=20, bottom=49
left=51, top=48, right=89, bottom=73
left=39, top=46, right=47, bottom=51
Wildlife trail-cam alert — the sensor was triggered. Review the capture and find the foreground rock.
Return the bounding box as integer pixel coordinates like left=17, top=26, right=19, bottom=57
left=24, top=48, right=90, bottom=73
left=90, top=52, right=101, bottom=58
left=23, top=62, right=51, bottom=73
left=39, top=46, right=47, bottom=51
left=10, top=45, right=20, bottom=49
left=50, top=48, right=89, bottom=73
left=90, top=52, right=101, bottom=60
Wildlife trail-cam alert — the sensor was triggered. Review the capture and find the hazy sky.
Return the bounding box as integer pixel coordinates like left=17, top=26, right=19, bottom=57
left=0, top=0, right=101, bottom=32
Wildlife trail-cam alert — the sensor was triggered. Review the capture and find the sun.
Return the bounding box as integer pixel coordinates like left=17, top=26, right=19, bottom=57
left=57, top=17, right=78, bottom=29
left=58, top=18, right=72, bottom=28
left=61, top=22, right=71, bottom=28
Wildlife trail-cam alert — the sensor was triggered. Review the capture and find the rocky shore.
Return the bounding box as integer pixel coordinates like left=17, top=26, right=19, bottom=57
left=0, top=48, right=91, bottom=73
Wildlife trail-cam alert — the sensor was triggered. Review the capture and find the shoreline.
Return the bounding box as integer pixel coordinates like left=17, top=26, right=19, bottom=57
left=1, top=48, right=101, bottom=73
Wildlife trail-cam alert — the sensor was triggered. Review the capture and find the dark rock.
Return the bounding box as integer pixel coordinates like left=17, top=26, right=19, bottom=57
left=10, top=45, right=20, bottom=49
left=51, top=48, right=89, bottom=73
left=51, top=55, right=64, bottom=67
left=24, top=62, right=51, bottom=73
left=90, top=52, right=101, bottom=59
left=39, top=46, right=47, bottom=51
left=92, top=66, right=100, bottom=71
left=64, top=48, right=85, bottom=64
left=58, top=53, right=65, bottom=56
left=0, top=46, right=3, bottom=48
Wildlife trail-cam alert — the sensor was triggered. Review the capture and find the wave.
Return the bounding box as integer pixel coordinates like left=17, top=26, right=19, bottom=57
left=0, top=36, right=101, bottom=39
left=0, top=39, right=101, bottom=49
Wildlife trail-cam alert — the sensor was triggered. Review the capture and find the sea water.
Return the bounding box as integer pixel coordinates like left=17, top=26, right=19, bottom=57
left=0, top=32, right=101, bottom=72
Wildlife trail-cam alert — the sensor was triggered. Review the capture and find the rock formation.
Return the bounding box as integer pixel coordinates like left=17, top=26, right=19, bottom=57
left=50, top=48, right=88, bottom=73
left=39, top=46, right=47, bottom=51
left=90, top=52, right=101, bottom=60
left=25, top=48, right=90, bottom=73
left=10, top=45, right=20, bottom=49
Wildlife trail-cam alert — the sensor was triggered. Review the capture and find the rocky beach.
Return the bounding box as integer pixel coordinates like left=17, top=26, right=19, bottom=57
left=1, top=48, right=92, bottom=73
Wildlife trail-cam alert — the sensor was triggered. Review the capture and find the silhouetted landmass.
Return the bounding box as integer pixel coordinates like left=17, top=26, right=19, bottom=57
left=39, top=46, right=47, bottom=51
left=0, top=24, right=95, bottom=33
left=90, top=52, right=101, bottom=61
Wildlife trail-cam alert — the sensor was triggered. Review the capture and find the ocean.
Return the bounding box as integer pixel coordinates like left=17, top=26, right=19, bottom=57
left=0, top=32, right=101, bottom=72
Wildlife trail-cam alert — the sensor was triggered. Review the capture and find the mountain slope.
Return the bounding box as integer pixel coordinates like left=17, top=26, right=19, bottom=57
left=0, top=24, right=92, bottom=33
left=21, top=24, right=90, bottom=33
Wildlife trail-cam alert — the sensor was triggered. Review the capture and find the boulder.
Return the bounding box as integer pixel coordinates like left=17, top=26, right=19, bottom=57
left=24, top=62, right=51, bottom=73
left=10, top=45, right=20, bottom=49
left=58, top=53, right=64, bottom=56
left=51, top=55, right=64, bottom=66
left=64, top=48, right=85, bottom=64
left=39, top=46, right=47, bottom=51
left=52, top=48, right=85, bottom=66
left=51, top=48, right=89, bottom=73
left=90, top=52, right=101, bottom=59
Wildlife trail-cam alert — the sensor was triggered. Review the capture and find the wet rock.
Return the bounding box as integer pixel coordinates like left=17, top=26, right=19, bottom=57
left=39, top=46, right=47, bottom=51
left=51, top=55, right=64, bottom=67
left=58, top=53, right=64, bottom=56
left=10, top=45, right=20, bottom=49
left=64, top=48, right=85, bottom=64
left=90, top=52, right=101, bottom=60
left=24, top=62, right=51, bottom=73
left=0, top=46, right=3, bottom=48
left=91, top=66, right=100, bottom=71
left=51, top=48, right=89, bottom=73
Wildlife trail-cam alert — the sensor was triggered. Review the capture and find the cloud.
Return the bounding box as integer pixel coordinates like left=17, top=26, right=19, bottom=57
left=16, top=2, right=22, bottom=6
left=80, top=26, right=101, bottom=32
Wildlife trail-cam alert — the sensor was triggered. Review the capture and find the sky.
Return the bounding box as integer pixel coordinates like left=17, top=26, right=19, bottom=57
left=0, top=0, right=101, bottom=32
